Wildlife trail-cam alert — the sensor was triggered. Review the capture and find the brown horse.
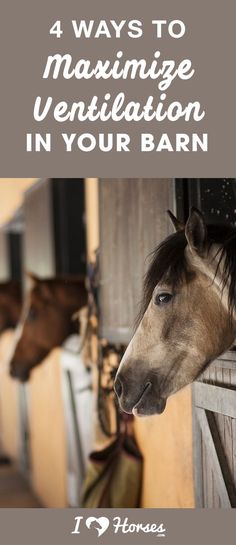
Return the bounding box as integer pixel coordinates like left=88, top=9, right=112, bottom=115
left=0, top=281, right=22, bottom=332
left=114, top=208, right=236, bottom=416
left=9, top=274, right=87, bottom=382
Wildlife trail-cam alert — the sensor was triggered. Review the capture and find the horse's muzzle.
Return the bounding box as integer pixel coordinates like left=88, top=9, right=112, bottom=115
left=9, top=362, right=30, bottom=382
left=114, top=370, right=166, bottom=416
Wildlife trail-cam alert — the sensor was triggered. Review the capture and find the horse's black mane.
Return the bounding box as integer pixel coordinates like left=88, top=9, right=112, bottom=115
left=138, top=223, right=236, bottom=322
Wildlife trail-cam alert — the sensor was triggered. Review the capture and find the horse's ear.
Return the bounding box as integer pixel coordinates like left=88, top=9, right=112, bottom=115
left=25, top=271, right=40, bottom=284
left=167, top=210, right=184, bottom=232
left=185, top=207, right=207, bottom=256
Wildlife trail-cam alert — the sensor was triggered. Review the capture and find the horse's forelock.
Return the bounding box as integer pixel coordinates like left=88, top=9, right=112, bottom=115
left=136, top=231, right=188, bottom=328
left=136, top=222, right=236, bottom=328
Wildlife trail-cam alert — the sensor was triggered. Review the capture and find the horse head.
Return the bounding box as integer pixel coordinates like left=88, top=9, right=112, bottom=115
left=9, top=274, right=87, bottom=382
left=114, top=208, right=236, bottom=416
left=0, top=281, right=22, bottom=332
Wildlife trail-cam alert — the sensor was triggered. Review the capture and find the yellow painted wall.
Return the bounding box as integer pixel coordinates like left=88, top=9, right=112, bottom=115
left=0, top=335, right=68, bottom=507
left=29, top=348, right=68, bottom=507
left=134, top=387, right=194, bottom=508
left=0, top=178, right=37, bottom=226
left=0, top=331, right=20, bottom=461
left=85, top=178, right=99, bottom=262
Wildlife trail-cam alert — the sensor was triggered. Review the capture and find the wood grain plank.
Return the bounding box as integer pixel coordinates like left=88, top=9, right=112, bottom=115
left=196, top=408, right=232, bottom=507
left=194, top=383, right=236, bottom=418
left=99, top=179, right=174, bottom=343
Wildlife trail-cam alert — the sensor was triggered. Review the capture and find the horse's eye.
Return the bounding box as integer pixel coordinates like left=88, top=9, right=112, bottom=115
left=27, top=307, right=38, bottom=321
left=155, top=293, right=173, bottom=306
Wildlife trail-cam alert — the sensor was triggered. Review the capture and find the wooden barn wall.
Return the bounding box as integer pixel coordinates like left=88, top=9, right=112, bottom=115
left=24, top=178, right=86, bottom=278
left=99, top=178, right=175, bottom=344
left=23, top=180, right=55, bottom=277
left=98, top=178, right=194, bottom=508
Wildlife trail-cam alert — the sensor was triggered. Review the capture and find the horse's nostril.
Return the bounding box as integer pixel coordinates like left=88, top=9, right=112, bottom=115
left=114, top=376, right=123, bottom=398
left=20, top=371, right=30, bottom=383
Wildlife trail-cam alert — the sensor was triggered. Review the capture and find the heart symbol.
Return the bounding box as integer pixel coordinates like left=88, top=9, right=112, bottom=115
left=86, top=517, right=110, bottom=537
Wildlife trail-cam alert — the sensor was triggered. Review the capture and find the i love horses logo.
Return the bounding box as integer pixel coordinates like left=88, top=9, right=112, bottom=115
left=86, top=517, right=110, bottom=537
left=71, top=516, right=166, bottom=537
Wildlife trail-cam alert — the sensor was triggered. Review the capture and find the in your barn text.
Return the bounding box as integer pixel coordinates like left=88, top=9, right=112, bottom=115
left=26, top=132, right=208, bottom=153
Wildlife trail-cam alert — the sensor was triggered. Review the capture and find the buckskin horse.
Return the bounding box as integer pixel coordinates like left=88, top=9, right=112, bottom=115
left=0, top=281, right=22, bottom=333
left=114, top=207, right=236, bottom=416
left=9, top=274, right=87, bottom=381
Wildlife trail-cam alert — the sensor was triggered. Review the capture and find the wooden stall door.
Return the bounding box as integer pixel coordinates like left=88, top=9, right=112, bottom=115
left=98, top=179, right=194, bottom=508
left=193, top=354, right=236, bottom=508
left=0, top=331, right=21, bottom=462
left=185, top=178, right=236, bottom=508
left=29, top=349, right=68, bottom=507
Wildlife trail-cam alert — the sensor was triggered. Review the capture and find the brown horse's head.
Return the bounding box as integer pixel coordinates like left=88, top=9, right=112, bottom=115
left=0, top=281, right=22, bottom=332
left=9, top=274, right=87, bottom=382
left=114, top=208, right=236, bottom=416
